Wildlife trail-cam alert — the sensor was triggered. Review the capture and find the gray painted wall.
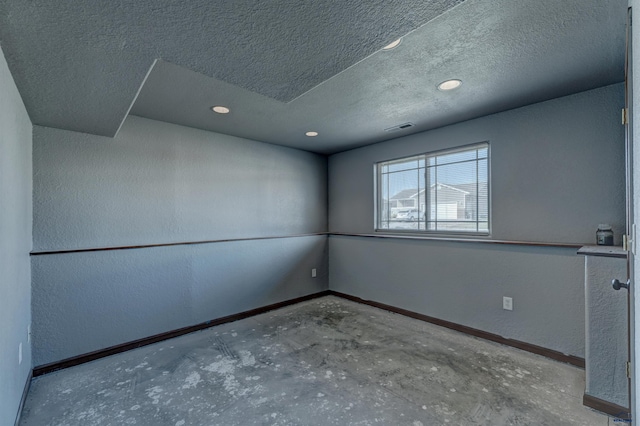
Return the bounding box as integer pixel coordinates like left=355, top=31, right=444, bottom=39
left=0, top=45, right=32, bottom=425
left=32, top=236, right=327, bottom=366
left=32, top=117, right=328, bottom=366
left=328, top=84, right=625, bottom=357
left=33, top=117, right=327, bottom=251
left=330, top=236, right=585, bottom=356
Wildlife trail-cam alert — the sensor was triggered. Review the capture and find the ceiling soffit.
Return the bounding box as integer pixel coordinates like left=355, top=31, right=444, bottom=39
left=0, top=0, right=465, bottom=137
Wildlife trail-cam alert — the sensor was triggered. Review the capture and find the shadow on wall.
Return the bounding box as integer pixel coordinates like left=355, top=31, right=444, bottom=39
left=191, top=236, right=329, bottom=314
left=31, top=235, right=329, bottom=367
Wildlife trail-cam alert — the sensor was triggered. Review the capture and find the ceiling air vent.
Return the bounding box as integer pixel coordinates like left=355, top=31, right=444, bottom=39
left=384, top=122, right=414, bottom=132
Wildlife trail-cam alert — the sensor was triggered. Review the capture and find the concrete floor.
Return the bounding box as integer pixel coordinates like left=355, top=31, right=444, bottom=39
left=20, top=296, right=611, bottom=425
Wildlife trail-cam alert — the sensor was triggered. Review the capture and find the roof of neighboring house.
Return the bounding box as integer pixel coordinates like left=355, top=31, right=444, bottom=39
left=389, top=189, right=421, bottom=200
left=447, top=182, right=489, bottom=195
left=430, top=183, right=469, bottom=194
left=390, top=182, right=488, bottom=200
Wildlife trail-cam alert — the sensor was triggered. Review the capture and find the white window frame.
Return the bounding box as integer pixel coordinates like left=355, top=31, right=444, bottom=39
left=375, top=142, right=491, bottom=236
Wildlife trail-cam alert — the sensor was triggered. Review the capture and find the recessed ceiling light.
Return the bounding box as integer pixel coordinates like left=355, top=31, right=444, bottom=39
left=305, top=131, right=319, bottom=137
left=382, top=38, right=402, bottom=50
left=437, top=79, right=462, bottom=91
left=211, top=106, right=230, bottom=114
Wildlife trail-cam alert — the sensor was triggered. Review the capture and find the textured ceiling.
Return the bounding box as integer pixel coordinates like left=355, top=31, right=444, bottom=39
left=0, top=0, right=464, bottom=137
left=0, top=0, right=628, bottom=154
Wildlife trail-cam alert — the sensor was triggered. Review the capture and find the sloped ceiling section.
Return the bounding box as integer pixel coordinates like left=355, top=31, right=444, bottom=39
left=0, top=0, right=464, bottom=138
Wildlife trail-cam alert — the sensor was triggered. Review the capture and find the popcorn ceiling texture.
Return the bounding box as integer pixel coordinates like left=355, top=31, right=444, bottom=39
left=0, top=0, right=464, bottom=137
left=0, top=0, right=626, bottom=154
left=130, top=0, right=626, bottom=154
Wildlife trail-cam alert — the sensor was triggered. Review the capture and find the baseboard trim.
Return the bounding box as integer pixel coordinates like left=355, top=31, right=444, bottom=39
left=328, top=290, right=585, bottom=368
left=33, top=290, right=331, bottom=377
left=583, top=393, right=630, bottom=418
left=32, top=289, right=585, bottom=377
left=14, top=369, right=32, bottom=426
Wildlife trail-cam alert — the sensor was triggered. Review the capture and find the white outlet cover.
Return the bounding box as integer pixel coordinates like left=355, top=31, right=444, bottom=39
left=503, top=297, right=513, bottom=311
left=19, top=342, right=22, bottom=365
left=28, top=324, right=31, bottom=343
left=311, top=268, right=317, bottom=278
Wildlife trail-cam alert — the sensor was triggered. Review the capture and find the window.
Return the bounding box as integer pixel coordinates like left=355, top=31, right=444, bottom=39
left=376, top=142, right=489, bottom=234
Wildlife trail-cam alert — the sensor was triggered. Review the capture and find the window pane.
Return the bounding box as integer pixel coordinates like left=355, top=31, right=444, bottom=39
left=437, top=160, right=477, bottom=186
left=478, top=158, right=489, bottom=222
left=377, top=143, right=489, bottom=234
left=435, top=149, right=477, bottom=166
left=387, top=156, right=421, bottom=172
left=417, top=171, right=425, bottom=230
left=384, top=166, right=423, bottom=231
left=379, top=172, right=390, bottom=229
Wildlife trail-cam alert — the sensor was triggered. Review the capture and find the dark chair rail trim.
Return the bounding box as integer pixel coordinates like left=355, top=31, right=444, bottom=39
left=330, top=232, right=583, bottom=249
left=30, top=233, right=328, bottom=255
left=30, top=232, right=585, bottom=256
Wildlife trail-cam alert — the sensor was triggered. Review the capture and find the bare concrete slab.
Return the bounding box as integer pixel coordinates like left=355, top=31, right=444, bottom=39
left=19, top=296, right=609, bottom=425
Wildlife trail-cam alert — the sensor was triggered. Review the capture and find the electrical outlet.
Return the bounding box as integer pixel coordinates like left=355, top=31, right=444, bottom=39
left=19, top=342, right=22, bottom=365
left=28, top=325, right=31, bottom=343
left=311, top=268, right=317, bottom=278
left=503, top=297, right=513, bottom=311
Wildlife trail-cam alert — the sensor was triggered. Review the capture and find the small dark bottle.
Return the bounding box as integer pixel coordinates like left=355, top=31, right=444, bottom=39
left=596, top=224, right=614, bottom=246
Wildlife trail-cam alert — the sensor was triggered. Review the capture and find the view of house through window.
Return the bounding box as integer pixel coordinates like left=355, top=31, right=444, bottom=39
left=376, top=142, right=489, bottom=234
